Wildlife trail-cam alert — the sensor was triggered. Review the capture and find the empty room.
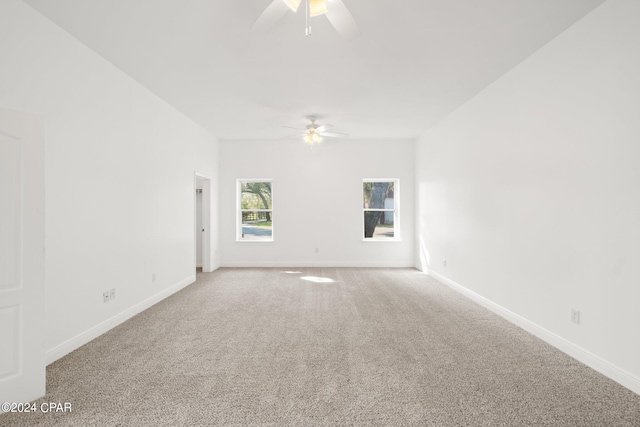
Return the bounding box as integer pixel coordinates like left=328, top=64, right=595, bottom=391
left=1, top=0, right=639, bottom=425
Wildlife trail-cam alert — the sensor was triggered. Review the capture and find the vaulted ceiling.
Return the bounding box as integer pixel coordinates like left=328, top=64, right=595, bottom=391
left=24, top=0, right=605, bottom=140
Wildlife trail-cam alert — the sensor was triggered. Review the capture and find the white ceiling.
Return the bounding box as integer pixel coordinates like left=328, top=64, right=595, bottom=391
left=24, top=0, right=605, bottom=141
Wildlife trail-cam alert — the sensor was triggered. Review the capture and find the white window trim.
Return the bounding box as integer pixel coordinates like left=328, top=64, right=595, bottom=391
left=362, top=178, right=400, bottom=242
left=236, top=179, right=274, bottom=242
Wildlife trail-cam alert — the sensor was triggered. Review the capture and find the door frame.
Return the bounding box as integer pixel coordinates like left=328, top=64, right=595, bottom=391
left=194, top=172, right=213, bottom=273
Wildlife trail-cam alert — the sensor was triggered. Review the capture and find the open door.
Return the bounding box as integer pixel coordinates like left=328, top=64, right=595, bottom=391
left=195, top=173, right=213, bottom=273
left=0, top=108, right=46, bottom=408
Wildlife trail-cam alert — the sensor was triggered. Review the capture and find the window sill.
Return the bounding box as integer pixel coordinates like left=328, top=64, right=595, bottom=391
left=362, top=238, right=402, bottom=243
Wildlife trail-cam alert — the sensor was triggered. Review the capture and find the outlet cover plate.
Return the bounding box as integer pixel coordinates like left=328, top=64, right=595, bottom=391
left=571, top=309, right=580, bottom=325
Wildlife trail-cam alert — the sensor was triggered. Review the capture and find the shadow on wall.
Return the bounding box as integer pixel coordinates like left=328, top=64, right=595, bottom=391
left=418, top=233, right=430, bottom=273
left=417, top=180, right=431, bottom=273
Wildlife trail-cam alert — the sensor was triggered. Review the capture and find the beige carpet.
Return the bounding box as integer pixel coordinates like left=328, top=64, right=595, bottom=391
left=2, top=268, right=639, bottom=426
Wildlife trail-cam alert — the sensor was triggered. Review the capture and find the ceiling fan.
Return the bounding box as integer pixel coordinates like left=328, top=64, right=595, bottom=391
left=252, top=0, right=360, bottom=40
left=283, top=116, right=348, bottom=144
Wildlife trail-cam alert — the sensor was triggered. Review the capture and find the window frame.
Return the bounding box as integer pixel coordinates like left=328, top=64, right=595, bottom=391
left=236, top=179, right=274, bottom=242
left=362, top=178, right=400, bottom=242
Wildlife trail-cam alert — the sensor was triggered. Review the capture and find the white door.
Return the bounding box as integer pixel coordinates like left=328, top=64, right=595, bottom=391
left=195, top=174, right=212, bottom=272
left=196, top=190, right=203, bottom=268
left=0, top=108, right=46, bottom=409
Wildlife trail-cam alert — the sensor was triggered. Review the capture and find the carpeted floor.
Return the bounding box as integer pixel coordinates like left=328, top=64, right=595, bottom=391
left=2, top=268, right=639, bottom=426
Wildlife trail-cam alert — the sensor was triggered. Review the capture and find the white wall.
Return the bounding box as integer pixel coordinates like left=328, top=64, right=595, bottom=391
left=416, top=0, right=640, bottom=393
left=220, top=139, right=415, bottom=267
left=0, top=0, right=220, bottom=362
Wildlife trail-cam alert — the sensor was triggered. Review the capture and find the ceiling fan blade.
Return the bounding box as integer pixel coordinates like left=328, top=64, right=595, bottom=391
left=325, top=0, right=360, bottom=40
left=252, top=0, right=290, bottom=33
left=281, top=133, right=308, bottom=139
left=283, top=125, right=306, bottom=131
left=320, top=131, right=349, bottom=138
left=315, top=124, right=333, bottom=133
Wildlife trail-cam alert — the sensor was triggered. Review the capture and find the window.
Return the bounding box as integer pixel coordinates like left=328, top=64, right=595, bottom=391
left=237, top=180, right=273, bottom=241
left=363, top=179, right=399, bottom=240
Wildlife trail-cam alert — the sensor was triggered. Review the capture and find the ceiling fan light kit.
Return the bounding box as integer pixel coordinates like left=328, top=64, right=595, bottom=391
left=309, top=0, right=329, bottom=17
left=253, top=0, right=360, bottom=40
left=304, top=131, right=323, bottom=144
left=283, top=116, right=348, bottom=145
left=283, top=0, right=301, bottom=12
left=283, top=0, right=328, bottom=17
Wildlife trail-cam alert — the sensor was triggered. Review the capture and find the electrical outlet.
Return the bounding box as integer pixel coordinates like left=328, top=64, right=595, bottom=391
left=315, top=247, right=319, bottom=253
left=109, top=288, right=116, bottom=300
left=103, top=291, right=110, bottom=303
left=152, top=273, right=156, bottom=283
left=571, top=309, right=580, bottom=325
left=443, top=259, right=447, bottom=267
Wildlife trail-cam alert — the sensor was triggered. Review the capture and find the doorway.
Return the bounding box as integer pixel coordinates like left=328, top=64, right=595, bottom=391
left=196, top=188, right=203, bottom=268
left=194, top=173, right=213, bottom=273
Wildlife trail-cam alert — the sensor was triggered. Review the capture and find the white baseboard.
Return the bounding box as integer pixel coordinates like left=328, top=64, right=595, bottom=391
left=221, top=261, right=413, bottom=268
left=46, top=275, right=196, bottom=365
left=427, top=270, right=640, bottom=396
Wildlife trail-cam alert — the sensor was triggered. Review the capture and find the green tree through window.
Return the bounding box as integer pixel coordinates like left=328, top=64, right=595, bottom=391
left=363, top=180, right=398, bottom=239
left=239, top=180, right=273, bottom=241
